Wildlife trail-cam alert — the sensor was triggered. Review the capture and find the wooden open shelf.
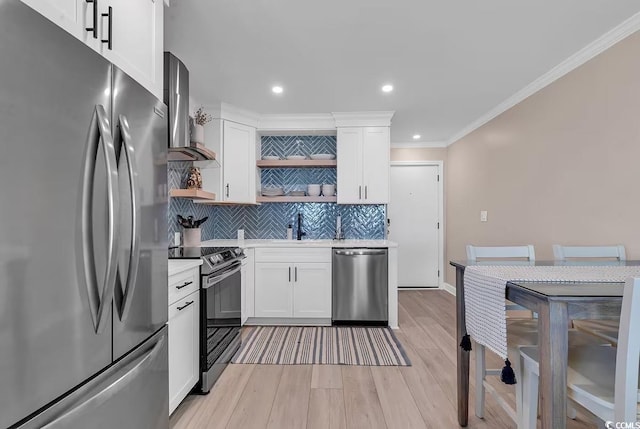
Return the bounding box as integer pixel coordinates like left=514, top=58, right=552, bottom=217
left=169, top=189, right=216, bottom=201
left=257, top=159, right=337, bottom=168
left=256, top=195, right=337, bottom=203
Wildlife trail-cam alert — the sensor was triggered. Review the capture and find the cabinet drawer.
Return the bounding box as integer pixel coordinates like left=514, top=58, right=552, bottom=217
left=255, top=247, right=331, bottom=263
left=168, top=268, right=199, bottom=305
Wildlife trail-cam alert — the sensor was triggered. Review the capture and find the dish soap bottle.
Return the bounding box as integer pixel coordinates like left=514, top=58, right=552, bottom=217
left=287, top=224, right=293, bottom=240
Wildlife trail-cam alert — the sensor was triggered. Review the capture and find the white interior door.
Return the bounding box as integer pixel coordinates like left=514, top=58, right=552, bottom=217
left=388, top=164, right=440, bottom=287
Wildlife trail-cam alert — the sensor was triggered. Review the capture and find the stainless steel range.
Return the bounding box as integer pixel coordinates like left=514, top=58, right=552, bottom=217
left=169, top=246, right=245, bottom=393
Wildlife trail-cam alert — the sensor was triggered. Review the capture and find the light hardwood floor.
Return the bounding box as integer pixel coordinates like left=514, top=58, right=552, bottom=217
left=170, top=290, right=598, bottom=429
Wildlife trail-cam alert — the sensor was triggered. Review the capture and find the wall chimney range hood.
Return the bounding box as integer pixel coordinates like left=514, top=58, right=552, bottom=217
left=164, top=52, right=216, bottom=162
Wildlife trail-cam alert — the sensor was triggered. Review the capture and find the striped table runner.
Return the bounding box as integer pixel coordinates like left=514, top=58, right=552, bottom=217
left=464, top=265, right=640, bottom=358
left=232, top=326, right=411, bottom=366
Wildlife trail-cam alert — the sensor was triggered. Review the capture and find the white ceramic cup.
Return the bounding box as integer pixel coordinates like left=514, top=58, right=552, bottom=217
left=307, top=184, right=321, bottom=196
left=321, top=184, right=336, bottom=196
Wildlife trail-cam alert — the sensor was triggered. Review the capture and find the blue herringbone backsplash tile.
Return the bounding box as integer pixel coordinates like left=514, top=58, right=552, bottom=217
left=261, top=135, right=336, bottom=158
left=206, top=203, right=386, bottom=240
left=168, top=135, right=385, bottom=243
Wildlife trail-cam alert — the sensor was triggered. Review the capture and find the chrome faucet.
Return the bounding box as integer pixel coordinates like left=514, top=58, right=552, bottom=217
left=296, top=213, right=306, bottom=240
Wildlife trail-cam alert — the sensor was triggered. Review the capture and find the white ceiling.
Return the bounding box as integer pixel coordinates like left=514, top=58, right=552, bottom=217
left=165, top=1, right=640, bottom=144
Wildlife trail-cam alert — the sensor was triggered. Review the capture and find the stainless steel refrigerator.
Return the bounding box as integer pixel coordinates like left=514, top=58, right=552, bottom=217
left=0, top=1, right=169, bottom=428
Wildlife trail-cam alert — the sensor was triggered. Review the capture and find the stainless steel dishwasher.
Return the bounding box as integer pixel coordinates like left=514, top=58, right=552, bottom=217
left=332, top=248, right=388, bottom=325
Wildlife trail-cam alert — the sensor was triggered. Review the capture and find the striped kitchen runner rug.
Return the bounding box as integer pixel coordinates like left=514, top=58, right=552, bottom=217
left=232, top=326, right=411, bottom=366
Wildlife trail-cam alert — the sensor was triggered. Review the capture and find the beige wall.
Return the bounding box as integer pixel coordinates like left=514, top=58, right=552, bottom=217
left=391, top=147, right=448, bottom=162
left=445, top=31, right=640, bottom=283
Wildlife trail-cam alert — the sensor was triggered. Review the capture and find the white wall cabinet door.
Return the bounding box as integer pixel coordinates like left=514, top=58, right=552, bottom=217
left=336, top=127, right=363, bottom=204
left=362, top=127, right=390, bottom=204
left=168, top=290, right=199, bottom=415
left=20, top=0, right=103, bottom=51
left=337, top=126, right=389, bottom=204
left=21, top=0, right=163, bottom=98
left=292, top=263, right=331, bottom=318
left=222, top=121, right=256, bottom=203
left=102, top=0, right=163, bottom=98
left=254, top=263, right=292, bottom=318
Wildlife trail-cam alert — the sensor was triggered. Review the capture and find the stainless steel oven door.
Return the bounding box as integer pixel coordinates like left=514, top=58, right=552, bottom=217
left=203, top=261, right=242, bottom=321
left=198, top=260, right=242, bottom=393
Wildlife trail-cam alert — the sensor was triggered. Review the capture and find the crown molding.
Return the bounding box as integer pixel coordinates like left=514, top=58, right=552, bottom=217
left=391, top=141, right=448, bottom=149
left=205, top=102, right=260, bottom=128
left=257, top=113, right=336, bottom=132
left=447, top=11, right=640, bottom=146
left=332, top=111, right=395, bottom=127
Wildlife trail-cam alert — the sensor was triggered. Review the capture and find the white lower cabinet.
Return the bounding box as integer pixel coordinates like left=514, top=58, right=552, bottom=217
left=254, top=248, right=331, bottom=319
left=292, top=263, right=332, bottom=318
left=168, top=267, right=200, bottom=415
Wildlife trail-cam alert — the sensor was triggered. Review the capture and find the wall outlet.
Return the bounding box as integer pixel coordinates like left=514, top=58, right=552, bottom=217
left=480, top=211, right=488, bottom=222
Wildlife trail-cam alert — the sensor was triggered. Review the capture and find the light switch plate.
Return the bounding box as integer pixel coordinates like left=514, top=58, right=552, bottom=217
left=480, top=211, right=488, bottom=222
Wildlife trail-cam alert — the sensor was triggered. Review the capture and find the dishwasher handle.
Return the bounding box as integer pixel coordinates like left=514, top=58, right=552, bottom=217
left=334, top=249, right=387, bottom=256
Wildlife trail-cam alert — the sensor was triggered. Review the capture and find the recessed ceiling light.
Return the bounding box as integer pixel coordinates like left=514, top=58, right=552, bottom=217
left=412, top=134, right=421, bottom=140
left=272, top=85, right=283, bottom=94
left=381, top=84, right=393, bottom=93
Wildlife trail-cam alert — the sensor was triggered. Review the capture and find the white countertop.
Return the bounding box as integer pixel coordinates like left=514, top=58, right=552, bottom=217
left=200, top=239, right=398, bottom=248
left=168, top=259, right=203, bottom=276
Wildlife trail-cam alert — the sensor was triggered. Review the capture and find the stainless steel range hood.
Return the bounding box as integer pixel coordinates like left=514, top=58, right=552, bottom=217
left=164, top=52, right=216, bottom=162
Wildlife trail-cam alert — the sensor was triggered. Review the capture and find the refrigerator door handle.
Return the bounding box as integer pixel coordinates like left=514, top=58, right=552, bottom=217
left=116, top=114, right=141, bottom=322
left=80, top=104, right=120, bottom=334
left=40, top=334, right=166, bottom=428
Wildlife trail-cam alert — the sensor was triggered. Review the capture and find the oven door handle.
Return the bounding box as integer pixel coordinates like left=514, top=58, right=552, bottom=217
left=203, top=262, right=242, bottom=289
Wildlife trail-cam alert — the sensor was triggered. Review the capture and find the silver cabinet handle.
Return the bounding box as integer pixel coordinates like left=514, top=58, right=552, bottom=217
left=116, top=114, right=140, bottom=323
left=101, top=6, right=112, bottom=50
left=294, top=266, right=298, bottom=282
left=365, top=185, right=368, bottom=199
left=177, top=300, right=194, bottom=311
left=226, top=183, right=230, bottom=198
left=85, top=0, right=98, bottom=38
left=288, top=266, right=291, bottom=282
left=176, top=281, right=192, bottom=290
left=358, top=185, right=362, bottom=200
left=79, top=105, right=120, bottom=334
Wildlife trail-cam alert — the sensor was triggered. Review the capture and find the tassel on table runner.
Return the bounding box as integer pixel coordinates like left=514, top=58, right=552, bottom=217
left=459, top=333, right=472, bottom=351
left=501, top=359, right=517, bottom=384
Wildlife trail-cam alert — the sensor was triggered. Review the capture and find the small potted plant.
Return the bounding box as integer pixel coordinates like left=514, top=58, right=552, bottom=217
left=191, top=107, right=212, bottom=144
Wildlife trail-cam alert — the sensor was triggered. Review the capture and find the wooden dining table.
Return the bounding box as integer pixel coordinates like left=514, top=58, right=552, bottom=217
left=450, top=260, right=639, bottom=429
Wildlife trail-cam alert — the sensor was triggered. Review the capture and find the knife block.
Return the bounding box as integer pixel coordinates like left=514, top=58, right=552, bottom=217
left=183, top=228, right=201, bottom=247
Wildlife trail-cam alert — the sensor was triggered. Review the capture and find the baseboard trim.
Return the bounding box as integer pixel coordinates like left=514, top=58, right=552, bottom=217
left=245, top=317, right=331, bottom=326
left=441, top=282, right=456, bottom=296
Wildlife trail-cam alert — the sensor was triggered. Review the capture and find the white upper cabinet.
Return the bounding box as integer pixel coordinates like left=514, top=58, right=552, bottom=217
left=201, top=119, right=257, bottom=204
left=337, top=126, right=390, bottom=204
left=102, top=0, right=163, bottom=98
left=223, top=121, right=256, bottom=203
left=21, top=0, right=103, bottom=51
left=21, top=0, right=163, bottom=98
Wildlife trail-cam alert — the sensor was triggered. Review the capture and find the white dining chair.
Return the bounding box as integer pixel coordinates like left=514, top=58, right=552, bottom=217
left=553, top=244, right=626, bottom=345
left=467, top=244, right=536, bottom=262
left=464, top=245, right=602, bottom=426
left=519, top=277, right=640, bottom=428
left=552, top=244, right=626, bottom=261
